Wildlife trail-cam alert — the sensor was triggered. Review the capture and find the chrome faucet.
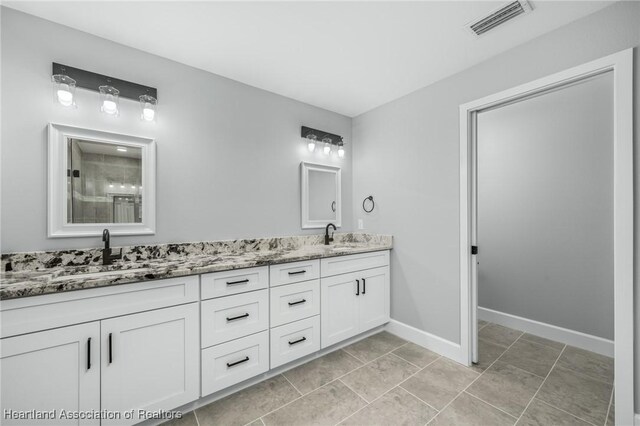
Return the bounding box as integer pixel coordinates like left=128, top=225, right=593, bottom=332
left=324, top=223, right=337, bottom=245
left=102, top=229, right=122, bottom=266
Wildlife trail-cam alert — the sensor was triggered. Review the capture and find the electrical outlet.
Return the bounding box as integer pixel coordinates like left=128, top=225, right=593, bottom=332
left=358, top=219, right=364, bottom=230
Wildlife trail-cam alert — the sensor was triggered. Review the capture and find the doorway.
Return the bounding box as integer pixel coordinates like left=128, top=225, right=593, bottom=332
left=459, top=49, right=633, bottom=424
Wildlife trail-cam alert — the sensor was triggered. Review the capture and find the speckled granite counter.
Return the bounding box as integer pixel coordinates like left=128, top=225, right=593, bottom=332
left=0, top=233, right=392, bottom=300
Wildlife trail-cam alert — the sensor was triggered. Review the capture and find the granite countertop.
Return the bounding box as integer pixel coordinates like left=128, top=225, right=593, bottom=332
left=0, top=233, right=392, bottom=300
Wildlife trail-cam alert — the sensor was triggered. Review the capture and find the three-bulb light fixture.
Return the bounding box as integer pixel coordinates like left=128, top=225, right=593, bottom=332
left=51, top=63, right=158, bottom=122
left=302, top=126, right=345, bottom=158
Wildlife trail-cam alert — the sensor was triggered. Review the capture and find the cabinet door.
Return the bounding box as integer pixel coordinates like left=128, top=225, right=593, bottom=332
left=1, top=322, right=100, bottom=425
left=320, top=272, right=359, bottom=348
left=101, top=303, right=199, bottom=425
left=357, top=266, right=390, bottom=332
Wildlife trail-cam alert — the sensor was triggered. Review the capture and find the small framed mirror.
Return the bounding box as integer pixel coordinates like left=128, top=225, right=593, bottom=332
left=48, top=123, right=156, bottom=237
left=300, top=162, right=341, bottom=229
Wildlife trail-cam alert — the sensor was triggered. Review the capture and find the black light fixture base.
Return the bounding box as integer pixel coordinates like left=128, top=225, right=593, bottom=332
left=52, top=63, right=158, bottom=101
left=301, top=126, right=343, bottom=146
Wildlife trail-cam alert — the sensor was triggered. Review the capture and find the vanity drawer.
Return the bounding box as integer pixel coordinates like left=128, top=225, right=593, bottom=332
left=270, top=316, right=320, bottom=369
left=201, top=266, right=269, bottom=300
left=201, top=290, right=269, bottom=348
left=320, top=250, right=390, bottom=277
left=269, top=259, right=320, bottom=287
left=270, top=280, right=320, bottom=327
left=201, top=331, right=269, bottom=396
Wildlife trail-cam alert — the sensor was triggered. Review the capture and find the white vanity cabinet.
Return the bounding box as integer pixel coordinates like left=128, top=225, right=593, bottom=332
left=0, top=322, right=101, bottom=425
left=321, top=252, right=390, bottom=348
left=0, top=276, right=200, bottom=426
left=200, top=266, right=270, bottom=397
left=268, top=260, right=321, bottom=369
left=0, top=248, right=391, bottom=424
left=100, top=304, right=200, bottom=426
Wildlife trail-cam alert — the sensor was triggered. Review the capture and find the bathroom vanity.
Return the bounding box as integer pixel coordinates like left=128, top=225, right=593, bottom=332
left=0, top=235, right=391, bottom=425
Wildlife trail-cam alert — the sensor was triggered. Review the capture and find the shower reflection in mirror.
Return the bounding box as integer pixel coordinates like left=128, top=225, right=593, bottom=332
left=67, top=139, right=143, bottom=224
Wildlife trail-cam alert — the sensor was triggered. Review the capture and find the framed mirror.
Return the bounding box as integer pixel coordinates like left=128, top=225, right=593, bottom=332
left=300, top=162, right=341, bottom=229
left=48, top=123, right=156, bottom=237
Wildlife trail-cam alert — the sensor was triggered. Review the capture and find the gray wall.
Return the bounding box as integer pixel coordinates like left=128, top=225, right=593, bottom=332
left=0, top=7, right=352, bottom=253
left=351, top=1, right=639, bottom=408
left=477, top=73, right=614, bottom=340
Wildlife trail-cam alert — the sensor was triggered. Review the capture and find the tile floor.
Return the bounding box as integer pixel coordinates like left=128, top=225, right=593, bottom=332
left=167, top=322, right=615, bottom=426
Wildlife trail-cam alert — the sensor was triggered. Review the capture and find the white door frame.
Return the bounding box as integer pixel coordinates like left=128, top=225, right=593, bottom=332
left=459, top=49, right=634, bottom=424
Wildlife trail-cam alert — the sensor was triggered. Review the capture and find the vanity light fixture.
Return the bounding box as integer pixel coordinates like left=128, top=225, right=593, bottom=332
left=139, top=94, right=157, bottom=122
left=301, top=126, right=345, bottom=159
left=99, top=85, right=120, bottom=116
left=306, top=134, right=317, bottom=152
left=51, top=63, right=158, bottom=120
left=322, top=137, right=332, bottom=155
left=51, top=74, right=76, bottom=108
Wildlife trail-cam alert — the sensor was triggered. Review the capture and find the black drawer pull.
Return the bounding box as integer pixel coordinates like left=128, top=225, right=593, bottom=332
left=226, top=313, right=250, bottom=322
left=108, top=333, right=113, bottom=364
left=227, top=356, right=250, bottom=368
left=288, top=270, right=306, bottom=275
left=87, top=338, right=91, bottom=370
left=362, top=278, right=366, bottom=295
left=356, top=279, right=360, bottom=296
left=227, top=278, right=250, bottom=286
left=288, top=337, right=307, bottom=346
left=288, top=299, right=306, bottom=306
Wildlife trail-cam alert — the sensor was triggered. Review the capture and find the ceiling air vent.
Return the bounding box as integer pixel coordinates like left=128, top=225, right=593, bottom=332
left=467, top=0, right=533, bottom=36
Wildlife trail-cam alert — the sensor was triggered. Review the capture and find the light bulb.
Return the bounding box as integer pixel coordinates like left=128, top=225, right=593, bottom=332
left=338, top=146, right=345, bottom=158
left=109, top=184, right=114, bottom=188
left=120, top=184, right=125, bottom=189
left=142, top=103, right=155, bottom=121
left=102, top=94, right=118, bottom=115
left=116, top=147, right=127, bottom=152
left=323, top=143, right=331, bottom=155
left=307, top=141, right=316, bottom=152
left=56, top=84, right=73, bottom=106
left=131, top=185, right=136, bottom=189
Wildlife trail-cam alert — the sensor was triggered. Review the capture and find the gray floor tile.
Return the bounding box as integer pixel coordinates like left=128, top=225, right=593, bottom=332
left=537, top=366, right=612, bottom=425
left=342, top=331, right=406, bottom=363
left=430, top=392, right=515, bottom=426
left=283, top=349, right=363, bottom=394
left=162, top=412, right=198, bottom=426
left=247, top=420, right=264, bottom=426
left=392, top=342, right=439, bottom=367
left=557, top=346, right=614, bottom=384
left=516, top=399, right=591, bottom=426
left=520, top=333, right=566, bottom=350
left=479, top=324, right=523, bottom=348
left=400, top=357, right=479, bottom=410
left=472, top=338, right=507, bottom=373
left=467, top=361, right=544, bottom=417
left=262, top=380, right=365, bottom=426
left=499, top=339, right=561, bottom=377
left=340, top=387, right=437, bottom=426
left=196, top=375, right=300, bottom=426
left=340, top=353, right=419, bottom=402
left=478, top=319, right=490, bottom=330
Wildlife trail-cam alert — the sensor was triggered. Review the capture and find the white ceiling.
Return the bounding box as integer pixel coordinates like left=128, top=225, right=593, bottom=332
left=5, top=1, right=615, bottom=117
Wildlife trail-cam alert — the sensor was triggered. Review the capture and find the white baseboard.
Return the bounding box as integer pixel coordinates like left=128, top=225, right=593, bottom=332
left=635, top=412, right=639, bottom=425
left=478, top=307, right=614, bottom=357
left=385, top=319, right=465, bottom=364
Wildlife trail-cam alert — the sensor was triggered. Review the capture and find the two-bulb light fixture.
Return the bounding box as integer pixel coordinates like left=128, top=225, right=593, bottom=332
left=51, top=63, right=158, bottom=122
left=302, top=126, right=345, bottom=158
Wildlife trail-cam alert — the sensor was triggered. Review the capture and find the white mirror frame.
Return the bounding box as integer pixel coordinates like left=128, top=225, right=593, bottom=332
left=300, top=161, right=341, bottom=229
left=48, top=123, right=156, bottom=238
